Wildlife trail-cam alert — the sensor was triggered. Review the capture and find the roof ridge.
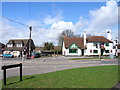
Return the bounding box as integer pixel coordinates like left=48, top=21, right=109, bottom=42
left=10, top=39, right=29, bottom=40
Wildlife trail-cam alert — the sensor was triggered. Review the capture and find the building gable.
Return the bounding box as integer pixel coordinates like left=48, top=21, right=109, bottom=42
left=69, top=43, right=79, bottom=49
left=5, top=39, right=35, bottom=51
left=64, top=37, right=84, bottom=49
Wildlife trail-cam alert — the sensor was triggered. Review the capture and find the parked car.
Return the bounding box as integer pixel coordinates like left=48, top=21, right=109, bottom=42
left=2, top=54, right=14, bottom=58
left=34, top=53, right=41, bottom=58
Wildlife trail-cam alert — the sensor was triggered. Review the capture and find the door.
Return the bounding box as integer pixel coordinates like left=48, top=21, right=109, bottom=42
left=82, top=49, right=84, bottom=56
left=101, top=49, right=104, bottom=56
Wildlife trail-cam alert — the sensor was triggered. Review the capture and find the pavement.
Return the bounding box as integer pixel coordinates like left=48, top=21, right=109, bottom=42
left=0, top=56, right=118, bottom=79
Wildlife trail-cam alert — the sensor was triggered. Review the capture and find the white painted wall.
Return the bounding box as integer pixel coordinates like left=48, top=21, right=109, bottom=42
left=62, top=41, right=66, bottom=55
left=3, top=51, right=11, bottom=54
left=12, top=51, right=20, bottom=57
left=107, top=31, right=112, bottom=41
left=84, top=43, right=99, bottom=56
left=84, top=42, right=114, bottom=56
left=3, top=51, right=20, bottom=57
left=84, top=31, right=86, bottom=46
left=62, top=41, right=114, bottom=56
left=62, top=41, right=82, bottom=56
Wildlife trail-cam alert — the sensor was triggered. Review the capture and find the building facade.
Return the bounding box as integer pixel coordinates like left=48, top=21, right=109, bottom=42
left=3, top=39, right=35, bottom=57
left=62, top=37, right=84, bottom=56
left=62, top=31, right=114, bottom=56
left=0, top=42, right=5, bottom=56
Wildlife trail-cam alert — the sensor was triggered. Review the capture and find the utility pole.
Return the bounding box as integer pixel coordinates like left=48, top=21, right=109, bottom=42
left=29, top=26, right=32, bottom=58
left=115, top=39, right=118, bottom=57
left=114, top=37, right=118, bottom=57
left=99, top=43, right=101, bottom=60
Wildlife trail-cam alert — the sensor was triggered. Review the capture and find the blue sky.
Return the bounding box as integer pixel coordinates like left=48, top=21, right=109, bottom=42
left=2, top=2, right=105, bottom=24
left=1, top=1, right=118, bottom=46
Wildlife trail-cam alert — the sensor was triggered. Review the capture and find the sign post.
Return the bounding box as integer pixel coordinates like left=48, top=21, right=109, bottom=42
left=1, top=63, right=22, bottom=85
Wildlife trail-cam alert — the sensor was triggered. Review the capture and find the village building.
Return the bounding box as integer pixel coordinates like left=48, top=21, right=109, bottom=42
left=3, top=39, right=35, bottom=57
left=0, top=42, right=5, bottom=56
left=117, top=44, right=120, bottom=56
left=113, top=44, right=120, bottom=57
left=62, top=31, right=114, bottom=56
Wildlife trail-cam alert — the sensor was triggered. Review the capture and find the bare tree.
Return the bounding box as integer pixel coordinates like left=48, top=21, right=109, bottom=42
left=58, top=29, right=74, bottom=46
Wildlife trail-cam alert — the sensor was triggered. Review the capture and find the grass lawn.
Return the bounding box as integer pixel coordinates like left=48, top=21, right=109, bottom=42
left=70, top=57, right=116, bottom=60
left=2, top=65, right=119, bottom=88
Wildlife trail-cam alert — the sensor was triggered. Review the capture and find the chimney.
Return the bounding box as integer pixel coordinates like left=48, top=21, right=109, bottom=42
left=107, top=31, right=111, bottom=40
left=84, top=31, right=86, bottom=46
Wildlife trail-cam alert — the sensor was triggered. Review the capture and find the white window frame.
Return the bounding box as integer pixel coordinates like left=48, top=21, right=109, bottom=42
left=16, top=44, right=22, bottom=47
left=7, top=44, right=13, bottom=47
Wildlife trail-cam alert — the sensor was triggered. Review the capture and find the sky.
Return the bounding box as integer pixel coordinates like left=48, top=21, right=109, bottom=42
left=1, top=0, right=118, bottom=46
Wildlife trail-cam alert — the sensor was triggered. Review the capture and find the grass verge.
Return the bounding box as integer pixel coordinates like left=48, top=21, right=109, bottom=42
left=70, top=57, right=116, bottom=60
left=2, top=65, right=119, bottom=88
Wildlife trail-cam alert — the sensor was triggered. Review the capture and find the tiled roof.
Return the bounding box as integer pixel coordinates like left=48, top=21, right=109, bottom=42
left=5, top=47, right=25, bottom=51
left=87, top=36, right=113, bottom=43
left=5, top=39, right=35, bottom=51
left=7, top=39, right=29, bottom=44
left=0, top=42, right=5, bottom=48
left=64, top=37, right=84, bottom=49
left=0, top=42, right=5, bottom=54
left=64, top=36, right=113, bottom=49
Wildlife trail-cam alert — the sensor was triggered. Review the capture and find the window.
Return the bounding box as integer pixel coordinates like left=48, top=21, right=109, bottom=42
left=105, top=50, right=109, bottom=53
left=7, top=44, right=13, bottom=47
left=93, top=50, right=98, bottom=53
left=69, top=49, right=77, bottom=53
left=93, top=43, right=98, bottom=48
left=16, top=44, right=22, bottom=47
left=105, top=43, right=109, bottom=46
left=93, top=43, right=96, bottom=46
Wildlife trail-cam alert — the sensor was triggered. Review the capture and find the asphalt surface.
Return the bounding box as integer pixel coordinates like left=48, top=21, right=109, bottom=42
left=0, top=56, right=118, bottom=79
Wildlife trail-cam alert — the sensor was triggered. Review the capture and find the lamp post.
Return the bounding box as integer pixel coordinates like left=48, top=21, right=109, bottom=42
left=29, top=26, right=32, bottom=58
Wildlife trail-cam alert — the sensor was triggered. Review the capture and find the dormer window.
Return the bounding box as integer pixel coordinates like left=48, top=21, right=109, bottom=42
left=105, top=43, right=109, bottom=46
left=16, top=44, right=22, bottom=47
left=7, top=44, right=13, bottom=47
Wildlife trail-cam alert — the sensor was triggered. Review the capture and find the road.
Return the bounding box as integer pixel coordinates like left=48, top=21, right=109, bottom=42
left=0, top=56, right=118, bottom=79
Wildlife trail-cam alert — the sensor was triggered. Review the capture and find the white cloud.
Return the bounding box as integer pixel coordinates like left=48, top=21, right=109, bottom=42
left=73, top=17, right=88, bottom=33
left=32, top=21, right=74, bottom=46
left=1, top=0, right=118, bottom=46
left=51, top=21, right=74, bottom=37
left=43, top=11, right=63, bottom=25
left=86, top=0, right=118, bottom=36
left=0, top=18, right=29, bottom=44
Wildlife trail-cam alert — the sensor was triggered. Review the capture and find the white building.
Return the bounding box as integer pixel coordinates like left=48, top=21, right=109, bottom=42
left=62, top=37, right=84, bottom=56
left=62, top=31, right=114, bottom=56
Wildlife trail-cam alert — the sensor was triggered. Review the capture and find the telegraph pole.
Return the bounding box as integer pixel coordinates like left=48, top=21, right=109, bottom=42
left=29, top=26, right=32, bottom=58
left=115, top=39, right=118, bottom=57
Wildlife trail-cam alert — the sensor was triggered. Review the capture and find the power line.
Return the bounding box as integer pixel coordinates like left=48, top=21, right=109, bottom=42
left=2, top=16, right=29, bottom=27
left=0, top=27, right=26, bottom=31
